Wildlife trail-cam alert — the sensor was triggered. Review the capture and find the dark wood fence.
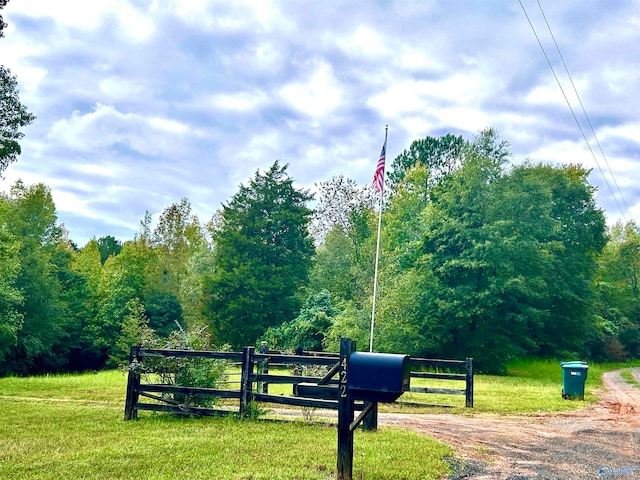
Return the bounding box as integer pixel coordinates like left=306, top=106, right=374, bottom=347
left=123, top=345, right=473, bottom=421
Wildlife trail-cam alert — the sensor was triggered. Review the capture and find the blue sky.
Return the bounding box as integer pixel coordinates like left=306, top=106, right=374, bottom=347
left=1, top=0, right=639, bottom=247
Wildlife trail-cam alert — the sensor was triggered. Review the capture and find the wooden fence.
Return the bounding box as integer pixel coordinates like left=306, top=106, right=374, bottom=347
left=123, top=345, right=473, bottom=421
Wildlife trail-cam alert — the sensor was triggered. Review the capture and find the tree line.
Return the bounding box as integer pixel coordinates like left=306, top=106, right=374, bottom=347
left=1, top=129, right=639, bottom=374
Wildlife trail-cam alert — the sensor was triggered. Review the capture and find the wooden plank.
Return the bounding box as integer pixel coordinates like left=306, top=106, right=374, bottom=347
left=139, top=348, right=243, bottom=362
left=135, top=402, right=236, bottom=417
left=410, top=387, right=466, bottom=395
left=253, top=393, right=339, bottom=410
left=317, top=361, right=340, bottom=385
left=138, top=391, right=181, bottom=405
left=253, top=353, right=338, bottom=366
left=411, top=358, right=466, bottom=369
left=293, top=383, right=339, bottom=400
left=139, top=384, right=241, bottom=399
left=256, top=374, right=339, bottom=385
left=410, top=372, right=466, bottom=380
left=396, top=401, right=456, bottom=408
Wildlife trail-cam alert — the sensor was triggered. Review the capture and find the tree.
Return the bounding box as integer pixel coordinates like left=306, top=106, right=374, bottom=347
left=308, top=175, right=379, bottom=307
left=69, top=239, right=105, bottom=369
left=595, top=221, right=640, bottom=358
left=311, top=175, right=377, bottom=245
left=261, top=290, right=339, bottom=351
left=0, top=66, right=36, bottom=176
left=387, top=133, right=466, bottom=193
left=0, top=220, right=23, bottom=363
left=88, top=240, right=148, bottom=364
left=364, top=128, right=607, bottom=372
left=143, top=291, right=183, bottom=338
left=97, top=235, right=122, bottom=265
left=415, top=153, right=606, bottom=372
left=150, top=198, right=205, bottom=295
left=0, top=182, right=67, bottom=374
left=204, top=161, right=315, bottom=347
left=0, top=1, right=8, bottom=38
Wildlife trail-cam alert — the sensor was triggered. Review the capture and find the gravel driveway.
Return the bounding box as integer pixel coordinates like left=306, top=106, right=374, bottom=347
left=380, top=368, right=640, bottom=479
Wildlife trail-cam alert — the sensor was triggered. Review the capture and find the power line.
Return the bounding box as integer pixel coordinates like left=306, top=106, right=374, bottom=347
left=535, top=0, right=632, bottom=218
left=518, top=0, right=629, bottom=222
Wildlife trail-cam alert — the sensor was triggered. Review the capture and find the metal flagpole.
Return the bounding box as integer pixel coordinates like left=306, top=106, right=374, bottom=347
left=369, top=125, right=388, bottom=353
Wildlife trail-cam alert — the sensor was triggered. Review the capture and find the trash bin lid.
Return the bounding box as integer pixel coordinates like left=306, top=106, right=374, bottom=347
left=560, top=361, right=588, bottom=369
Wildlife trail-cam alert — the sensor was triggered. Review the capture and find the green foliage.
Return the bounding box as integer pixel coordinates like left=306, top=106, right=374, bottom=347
left=205, top=161, right=315, bottom=348
left=388, top=132, right=466, bottom=192
left=110, top=298, right=152, bottom=367
left=367, top=131, right=606, bottom=372
left=0, top=182, right=71, bottom=374
left=0, top=66, right=36, bottom=176
left=311, top=174, right=377, bottom=245
left=87, top=240, right=148, bottom=363
left=0, top=221, right=23, bottom=362
left=132, top=325, right=229, bottom=408
left=594, top=220, right=640, bottom=357
left=96, top=235, right=122, bottom=265
left=261, top=289, right=339, bottom=351
left=143, top=291, right=184, bottom=338
left=323, top=301, right=371, bottom=352
left=150, top=198, right=205, bottom=294
left=0, top=128, right=632, bottom=377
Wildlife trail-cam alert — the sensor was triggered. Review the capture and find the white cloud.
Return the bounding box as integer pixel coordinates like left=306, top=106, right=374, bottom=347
left=7, top=0, right=113, bottom=30
left=48, top=104, right=193, bottom=156
left=3, top=0, right=640, bottom=245
left=99, top=78, right=146, bottom=98
left=278, top=61, right=343, bottom=118
left=334, top=26, right=390, bottom=59
left=598, top=122, right=640, bottom=144
left=209, top=91, right=269, bottom=112
left=437, top=107, right=489, bottom=133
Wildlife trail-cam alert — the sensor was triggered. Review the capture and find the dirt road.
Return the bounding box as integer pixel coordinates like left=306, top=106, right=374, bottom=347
left=380, top=368, right=640, bottom=479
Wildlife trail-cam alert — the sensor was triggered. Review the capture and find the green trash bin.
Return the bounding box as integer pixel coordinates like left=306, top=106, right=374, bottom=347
left=560, top=361, right=588, bottom=400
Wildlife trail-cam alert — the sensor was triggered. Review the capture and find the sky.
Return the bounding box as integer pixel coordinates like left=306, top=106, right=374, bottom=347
left=1, top=0, right=639, bottom=247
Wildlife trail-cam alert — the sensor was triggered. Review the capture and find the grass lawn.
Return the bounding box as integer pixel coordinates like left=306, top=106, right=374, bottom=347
left=1, top=359, right=638, bottom=479
left=0, top=371, right=451, bottom=480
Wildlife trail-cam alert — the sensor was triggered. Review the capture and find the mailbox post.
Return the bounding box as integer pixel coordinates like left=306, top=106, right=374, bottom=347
left=336, top=339, right=411, bottom=480
left=337, top=338, right=355, bottom=480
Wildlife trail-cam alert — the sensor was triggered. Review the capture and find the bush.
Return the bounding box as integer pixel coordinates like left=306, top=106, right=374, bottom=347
left=127, top=325, right=229, bottom=408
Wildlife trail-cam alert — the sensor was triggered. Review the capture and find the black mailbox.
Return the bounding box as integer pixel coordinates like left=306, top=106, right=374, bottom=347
left=347, top=352, right=411, bottom=403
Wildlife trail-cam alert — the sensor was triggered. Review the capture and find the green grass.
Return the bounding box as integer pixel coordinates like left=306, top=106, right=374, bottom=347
left=1, top=358, right=637, bottom=479
left=0, top=371, right=451, bottom=480
left=392, top=358, right=640, bottom=415
left=620, top=369, right=640, bottom=387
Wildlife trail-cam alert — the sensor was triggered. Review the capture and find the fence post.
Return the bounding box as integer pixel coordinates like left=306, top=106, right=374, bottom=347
left=258, top=341, right=269, bottom=394
left=361, top=402, right=378, bottom=431
left=124, top=345, right=141, bottom=420
left=465, top=357, right=474, bottom=408
left=239, top=346, right=255, bottom=418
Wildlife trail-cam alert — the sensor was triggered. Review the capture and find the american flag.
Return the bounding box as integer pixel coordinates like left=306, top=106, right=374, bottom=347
left=372, top=143, right=386, bottom=192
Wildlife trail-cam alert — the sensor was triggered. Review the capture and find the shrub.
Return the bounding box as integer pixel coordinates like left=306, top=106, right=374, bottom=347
left=127, top=325, right=229, bottom=408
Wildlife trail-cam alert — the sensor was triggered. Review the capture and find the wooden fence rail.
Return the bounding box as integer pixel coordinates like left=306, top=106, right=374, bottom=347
left=123, top=345, right=473, bottom=421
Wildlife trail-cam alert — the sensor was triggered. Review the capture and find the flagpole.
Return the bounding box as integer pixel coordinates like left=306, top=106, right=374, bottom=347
left=369, top=125, right=388, bottom=353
